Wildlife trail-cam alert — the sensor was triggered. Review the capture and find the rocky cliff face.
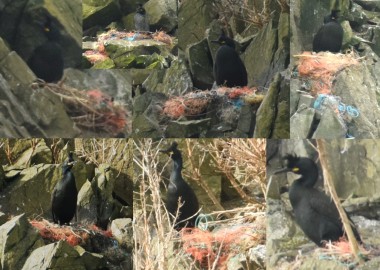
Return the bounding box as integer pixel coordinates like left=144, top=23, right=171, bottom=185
left=0, top=138, right=133, bottom=270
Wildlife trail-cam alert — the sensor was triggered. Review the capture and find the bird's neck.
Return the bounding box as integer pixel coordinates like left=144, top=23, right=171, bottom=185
left=170, top=157, right=183, bottom=182
left=295, top=166, right=318, bottom=188
left=62, top=167, right=71, bottom=175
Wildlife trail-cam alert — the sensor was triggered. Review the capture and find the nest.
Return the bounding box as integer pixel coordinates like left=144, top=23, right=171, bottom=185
left=295, top=51, right=360, bottom=95
left=97, top=29, right=173, bottom=45
left=30, top=219, right=112, bottom=246
left=83, top=30, right=174, bottom=64
left=163, top=87, right=259, bottom=119
left=163, top=96, right=211, bottom=119
left=41, top=82, right=128, bottom=135
left=180, top=210, right=265, bottom=269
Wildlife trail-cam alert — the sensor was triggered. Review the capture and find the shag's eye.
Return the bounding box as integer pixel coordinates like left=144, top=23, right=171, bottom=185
left=292, top=167, right=299, bottom=172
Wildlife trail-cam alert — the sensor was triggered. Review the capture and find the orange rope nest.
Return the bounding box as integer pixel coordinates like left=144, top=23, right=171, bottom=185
left=216, top=86, right=257, bottom=99
left=30, top=219, right=113, bottom=246
left=163, top=96, right=210, bottom=119
left=296, top=51, right=360, bottom=95
left=84, top=30, right=174, bottom=63
left=180, top=225, right=262, bottom=269
left=163, top=86, right=258, bottom=119
left=41, top=83, right=128, bottom=135
left=30, top=220, right=88, bottom=246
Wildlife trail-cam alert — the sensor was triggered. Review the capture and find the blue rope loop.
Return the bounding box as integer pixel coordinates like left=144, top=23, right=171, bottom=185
left=313, top=94, right=327, bottom=109
left=346, top=106, right=359, bottom=117
left=126, top=33, right=137, bottom=41
left=313, top=94, right=360, bottom=118
left=195, top=214, right=214, bottom=231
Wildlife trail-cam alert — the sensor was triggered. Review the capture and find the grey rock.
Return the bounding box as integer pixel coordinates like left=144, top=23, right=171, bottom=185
left=312, top=108, right=347, bottom=138
left=22, top=241, right=86, bottom=270
left=237, top=104, right=255, bottom=134
left=290, top=108, right=315, bottom=139
left=0, top=214, right=44, bottom=270
left=111, top=218, right=133, bottom=251
left=186, top=38, right=214, bottom=89
left=165, top=119, right=211, bottom=138
left=255, top=73, right=290, bottom=138
left=75, top=246, right=107, bottom=270
left=77, top=180, right=98, bottom=225
left=177, top=0, right=216, bottom=51
left=83, top=0, right=121, bottom=30
left=145, top=0, right=177, bottom=32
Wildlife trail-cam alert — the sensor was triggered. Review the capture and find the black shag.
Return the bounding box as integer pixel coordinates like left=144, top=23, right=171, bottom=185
left=274, top=154, right=361, bottom=246
left=134, top=3, right=149, bottom=32
left=211, top=32, right=248, bottom=87
left=27, top=16, right=64, bottom=82
left=51, top=152, right=77, bottom=225
left=160, top=142, right=199, bottom=229
left=312, top=10, right=343, bottom=53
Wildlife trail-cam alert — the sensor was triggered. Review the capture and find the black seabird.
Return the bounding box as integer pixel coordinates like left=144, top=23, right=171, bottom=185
left=160, top=142, right=199, bottom=229
left=134, top=3, right=149, bottom=32
left=274, top=154, right=361, bottom=246
left=312, top=10, right=343, bottom=53
left=27, top=16, right=64, bottom=82
left=211, top=32, right=248, bottom=87
left=51, top=152, right=77, bottom=225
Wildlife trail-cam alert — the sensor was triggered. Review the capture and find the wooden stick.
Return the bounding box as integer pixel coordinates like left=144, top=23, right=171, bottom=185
left=316, top=139, right=363, bottom=264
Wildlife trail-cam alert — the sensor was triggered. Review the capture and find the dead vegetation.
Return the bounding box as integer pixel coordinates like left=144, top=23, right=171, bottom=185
left=213, top=0, right=288, bottom=30
left=133, top=139, right=266, bottom=270
left=32, top=81, right=130, bottom=136
left=295, top=51, right=360, bottom=95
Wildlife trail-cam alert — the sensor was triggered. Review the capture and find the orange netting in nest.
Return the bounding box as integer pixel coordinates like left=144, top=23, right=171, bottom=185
left=152, top=31, right=173, bottom=45
left=30, top=219, right=89, bottom=246
left=83, top=48, right=108, bottom=64
left=163, top=96, right=211, bottom=119
left=163, top=86, right=258, bottom=119
left=216, top=86, right=257, bottom=99
left=97, top=29, right=173, bottom=45
left=180, top=225, right=261, bottom=269
left=84, top=30, right=174, bottom=63
left=316, top=237, right=368, bottom=264
left=296, top=51, right=360, bottom=95
left=41, top=83, right=128, bottom=135
left=30, top=219, right=113, bottom=246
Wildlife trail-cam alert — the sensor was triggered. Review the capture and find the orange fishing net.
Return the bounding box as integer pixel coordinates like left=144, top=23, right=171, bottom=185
left=40, top=82, right=129, bottom=135
left=30, top=219, right=113, bottom=246
left=296, top=51, right=359, bottom=95
left=180, top=225, right=262, bottom=269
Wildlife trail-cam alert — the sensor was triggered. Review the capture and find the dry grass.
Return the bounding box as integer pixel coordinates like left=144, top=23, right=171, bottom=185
left=75, top=138, right=129, bottom=166
left=133, top=139, right=193, bottom=270
left=213, top=0, right=285, bottom=30
left=0, top=139, right=129, bottom=169
left=133, top=139, right=266, bottom=270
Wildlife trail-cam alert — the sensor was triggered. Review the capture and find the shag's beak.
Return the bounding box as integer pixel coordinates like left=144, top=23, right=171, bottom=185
left=273, top=167, right=292, bottom=175
left=211, top=40, right=220, bottom=44
left=159, top=142, right=177, bottom=155
left=67, top=161, right=76, bottom=166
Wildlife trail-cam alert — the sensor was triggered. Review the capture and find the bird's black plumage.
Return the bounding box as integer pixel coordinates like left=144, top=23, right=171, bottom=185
left=51, top=152, right=77, bottom=225
left=27, top=16, right=64, bottom=82
left=312, top=10, right=343, bottom=53
left=160, top=142, right=199, bottom=229
left=274, top=154, right=361, bottom=246
left=134, top=3, right=149, bottom=31
left=212, top=32, right=248, bottom=87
